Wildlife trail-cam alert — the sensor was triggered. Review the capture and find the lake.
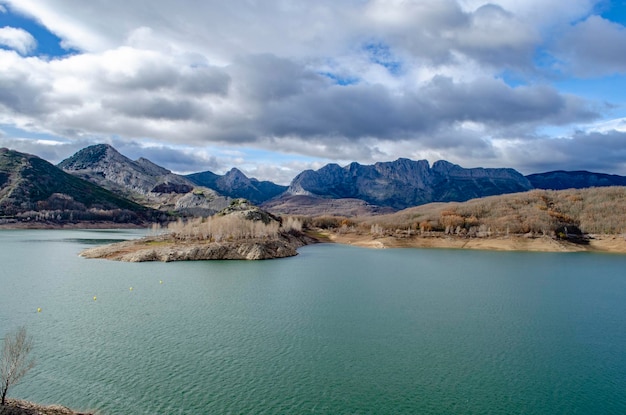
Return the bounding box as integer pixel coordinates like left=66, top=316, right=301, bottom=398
left=1, top=229, right=626, bottom=414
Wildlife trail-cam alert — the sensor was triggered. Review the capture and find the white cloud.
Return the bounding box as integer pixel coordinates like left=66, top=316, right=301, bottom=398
left=583, top=117, right=626, bottom=134
left=0, top=26, right=36, bottom=54
left=555, top=16, right=626, bottom=76
left=3, top=0, right=112, bottom=51
left=2, top=0, right=626, bottom=180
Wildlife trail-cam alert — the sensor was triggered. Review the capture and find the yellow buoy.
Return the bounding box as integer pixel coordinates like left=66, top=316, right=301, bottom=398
left=129, top=287, right=133, bottom=291
left=159, top=280, right=163, bottom=284
left=93, top=296, right=97, bottom=301
left=37, top=307, right=41, bottom=313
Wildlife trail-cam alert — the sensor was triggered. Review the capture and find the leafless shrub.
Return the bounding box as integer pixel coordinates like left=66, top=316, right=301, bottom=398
left=320, top=187, right=626, bottom=236
left=1, top=326, right=35, bottom=406
left=167, top=215, right=280, bottom=242
left=282, top=216, right=303, bottom=233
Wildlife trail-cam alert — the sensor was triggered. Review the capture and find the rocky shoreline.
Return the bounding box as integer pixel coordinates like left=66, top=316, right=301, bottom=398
left=0, top=399, right=94, bottom=415
left=80, top=228, right=626, bottom=263
left=80, top=232, right=318, bottom=261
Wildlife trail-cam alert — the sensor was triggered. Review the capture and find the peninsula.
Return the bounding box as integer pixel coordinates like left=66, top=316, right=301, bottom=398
left=80, top=186, right=626, bottom=261
left=80, top=200, right=317, bottom=262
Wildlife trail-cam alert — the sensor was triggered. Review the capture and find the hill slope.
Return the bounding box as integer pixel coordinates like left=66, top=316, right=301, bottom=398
left=59, top=144, right=230, bottom=215
left=0, top=148, right=156, bottom=225
left=352, top=186, right=626, bottom=236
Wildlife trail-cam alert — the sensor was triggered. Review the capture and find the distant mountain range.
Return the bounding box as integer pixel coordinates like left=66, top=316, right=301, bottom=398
left=2, top=143, right=626, bottom=224
left=526, top=170, right=626, bottom=190
left=186, top=168, right=287, bottom=204
left=281, top=158, right=533, bottom=210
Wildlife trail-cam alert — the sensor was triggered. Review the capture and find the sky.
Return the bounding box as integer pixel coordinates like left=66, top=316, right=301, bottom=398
left=1, top=1, right=626, bottom=184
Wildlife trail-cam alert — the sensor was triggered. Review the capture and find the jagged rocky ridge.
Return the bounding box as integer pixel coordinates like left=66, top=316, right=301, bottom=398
left=279, top=158, right=533, bottom=210
left=6, top=142, right=626, bottom=223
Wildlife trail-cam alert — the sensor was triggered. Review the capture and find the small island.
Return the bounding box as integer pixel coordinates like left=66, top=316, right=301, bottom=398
left=80, top=200, right=318, bottom=262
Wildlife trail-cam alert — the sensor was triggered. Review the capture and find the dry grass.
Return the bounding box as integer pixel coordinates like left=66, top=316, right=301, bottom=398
left=155, top=214, right=303, bottom=242
left=319, top=187, right=626, bottom=237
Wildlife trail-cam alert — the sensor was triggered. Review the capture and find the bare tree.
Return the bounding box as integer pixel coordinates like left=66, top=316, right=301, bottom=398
left=1, top=326, right=35, bottom=405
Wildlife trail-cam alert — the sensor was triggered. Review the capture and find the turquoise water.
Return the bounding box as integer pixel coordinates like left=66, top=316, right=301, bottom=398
left=1, top=230, right=626, bottom=414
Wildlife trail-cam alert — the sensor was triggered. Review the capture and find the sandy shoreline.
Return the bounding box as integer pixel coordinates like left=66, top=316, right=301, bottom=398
left=323, top=232, right=626, bottom=254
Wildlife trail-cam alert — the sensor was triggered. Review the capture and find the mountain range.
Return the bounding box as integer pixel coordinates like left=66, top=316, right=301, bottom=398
left=0, top=147, right=158, bottom=225
left=281, top=159, right=532, bottom=210
left=58, top=144, right=231, bottom=216
left=2, top=143, right=626, bottom=224
left=186, top=168, right=287, bottom=204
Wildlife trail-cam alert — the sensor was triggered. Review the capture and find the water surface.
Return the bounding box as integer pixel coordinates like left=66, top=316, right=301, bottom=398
left=1, top=230, right=625, bottom=414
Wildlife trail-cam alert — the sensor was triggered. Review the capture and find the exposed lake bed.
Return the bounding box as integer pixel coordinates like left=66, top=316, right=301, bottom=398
left=326, top=230, right=626, bottom=253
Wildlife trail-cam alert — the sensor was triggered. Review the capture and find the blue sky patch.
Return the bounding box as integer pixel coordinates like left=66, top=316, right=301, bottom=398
left=599, top=0, right=626, bottom=25
left=0, top=6, right=74, bottom=58
left=319, top=71, right=360, bottom=86
left=363, top=41, right=403, bottom=75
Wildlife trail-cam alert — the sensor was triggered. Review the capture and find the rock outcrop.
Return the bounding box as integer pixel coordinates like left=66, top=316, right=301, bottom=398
left=80, top=200, right=316, bottom=261
left=80, top=232, right=313, bottom=261
left=282, top=158, right=532, bottom=210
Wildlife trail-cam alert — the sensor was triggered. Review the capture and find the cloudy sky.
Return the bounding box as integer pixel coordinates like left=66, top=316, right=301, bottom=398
left=1, top=0, right=626, bottom=183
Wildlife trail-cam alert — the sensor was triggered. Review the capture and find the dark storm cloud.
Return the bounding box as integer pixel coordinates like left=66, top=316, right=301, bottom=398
left=421, top=76, right=598, bottom=126
left=103, top=95, right=205, bottom=121
left=248, top=70, right=597, bottom=143
left=511, top=130, right=626, bottom=174
left=228, top=54, right=325, bottom=101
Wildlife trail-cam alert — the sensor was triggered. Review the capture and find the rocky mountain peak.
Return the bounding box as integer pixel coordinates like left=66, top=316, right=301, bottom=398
left=57, top=144, right=230, bottom=215
left=283, top=158, right=533, bottom=210
left=58, top=144, right=122, bottom=170
left=223, top=168, right=249, bottom=184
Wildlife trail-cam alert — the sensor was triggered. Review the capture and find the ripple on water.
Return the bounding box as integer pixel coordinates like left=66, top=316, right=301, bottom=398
left=3, top=235, right=626, bottom=414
